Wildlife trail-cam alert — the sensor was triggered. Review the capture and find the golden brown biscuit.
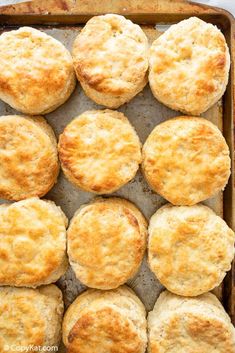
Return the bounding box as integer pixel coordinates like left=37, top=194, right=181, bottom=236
left=148, top=204, right=235, bottom=296
left=0, top=197, right=68, bottom=287
left=0, top=27, right=76, bottom=114
left=148, top=291, right=235, bottom=353
left=0, top=115, right=59, bottom=201
left=72, top=14, right=148, bottom=108
left=67, top=197, right=147, bottom=289
left=149, top=17, right=230, bottom=115
left=63, top=286, right=147, bottom=353
left=0, top=285, right=63, bottom=351
left=58, top=110, right=142, bottom=194
left=142, top=116, right=231, bottom=205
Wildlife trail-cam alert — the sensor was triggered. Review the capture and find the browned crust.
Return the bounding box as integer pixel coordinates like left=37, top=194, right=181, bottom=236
left=63, top=286, right=147, bottom=352
left=67, top=307, right=142, bottom=352
left=0, top=285, right=64, bottom=348
left=142, top=116, right=231, bottom=205
left=0, top=198, right=68, bottom=287
left=58, top=110, right=142, bottom=194
left=0, top=27, right=76, bottom=115
left=0, top=115, right=59, bottom=201
left=67, top=197, right=147, bottom=289
left=72, top=14, right=148, bottom=107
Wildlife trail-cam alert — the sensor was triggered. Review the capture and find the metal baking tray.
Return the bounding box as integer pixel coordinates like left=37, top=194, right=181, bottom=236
left=0, top=0, right=234, bottom=349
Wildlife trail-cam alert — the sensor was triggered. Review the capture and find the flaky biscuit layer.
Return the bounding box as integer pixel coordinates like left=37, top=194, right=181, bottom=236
left=148, top=204, right=235, bottom=296
left=67, top=197, right=147, bottom=289
left=0, top=115, right=59, bottom=201
left=149, top=17, right=230, bottom=115
left=0, top=285, right=64, bottom=350
left=63, top=286, right=147, bottom=353
left=142, top=116, right=231, bottom=205
left=72, top=14, right=148, bottom=108
left=59, top=110, right=142, bottom=194
left=0, top=197, right=68, bottom=287
left=148, top=291, right=235, bottom=353
left=0, top=27, right=76, bottom=114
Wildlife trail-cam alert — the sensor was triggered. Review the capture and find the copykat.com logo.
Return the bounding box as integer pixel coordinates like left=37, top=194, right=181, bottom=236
left=4, top=346, right=58, bottom=352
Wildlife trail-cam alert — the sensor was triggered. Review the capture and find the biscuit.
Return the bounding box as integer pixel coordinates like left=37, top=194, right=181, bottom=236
left=0, top=285, right=63, bottom=350
left=0, top=197, right=68, bottom=287
left=58, top=110, right=142, bottom=194
left=149, top=17, right=230, bottom=115
left=67, top=197, right=147, bottom=289
left=63, top=285, right=147, bottom=353
left=148, top=290, right=235, bottom=353
left=148, top=204, right=235, bottom=296
left=142, top=116, right=231, bottom=205
left=0, top=27, right=76, bottom=114
left=0, top=115, right=59, bottom=201
left=72, top=14, right=148, bottom=108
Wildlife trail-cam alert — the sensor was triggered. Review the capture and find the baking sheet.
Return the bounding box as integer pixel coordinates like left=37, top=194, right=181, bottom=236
left=0, top=25, right=225, bottom=350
